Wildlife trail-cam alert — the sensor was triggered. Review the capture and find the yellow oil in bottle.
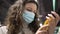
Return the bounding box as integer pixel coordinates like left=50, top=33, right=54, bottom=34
left=43, top=17, right=52, bottom=30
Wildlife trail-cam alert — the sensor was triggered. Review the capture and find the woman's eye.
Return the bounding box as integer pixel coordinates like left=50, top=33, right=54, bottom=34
left=27, top=9, right=32, bottom=11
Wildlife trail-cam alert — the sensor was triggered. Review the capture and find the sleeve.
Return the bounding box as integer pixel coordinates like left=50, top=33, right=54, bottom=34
left=0, top=26, right=7, bottom=34
left=0, top=27, right=3, bottom=34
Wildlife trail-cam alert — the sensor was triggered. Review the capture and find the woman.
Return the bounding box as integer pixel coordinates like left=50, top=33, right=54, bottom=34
left=0, top=0, right=60, bottom=34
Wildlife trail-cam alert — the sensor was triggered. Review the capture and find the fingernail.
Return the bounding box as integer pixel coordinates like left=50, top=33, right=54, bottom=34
left=51, top=11, right=55, bottom=13
left=46, top=16, right=47, bottom=18
left=48, top=14, right=50, bottom=15
left=48, top=14, right=51, bottom=16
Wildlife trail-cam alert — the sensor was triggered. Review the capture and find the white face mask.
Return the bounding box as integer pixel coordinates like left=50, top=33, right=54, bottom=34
left=22, top=10, right=35, bottom=24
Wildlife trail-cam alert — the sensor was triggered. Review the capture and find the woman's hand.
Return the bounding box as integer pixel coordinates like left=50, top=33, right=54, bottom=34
left=36, top=11, right=60, bottom=34
left=47, top=11, right=60, bottom=34
left=35, top=25, right=49, bottom=34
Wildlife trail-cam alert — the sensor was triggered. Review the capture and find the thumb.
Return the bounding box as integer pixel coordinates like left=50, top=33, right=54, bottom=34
left=38, top=25, right=49, bottom=31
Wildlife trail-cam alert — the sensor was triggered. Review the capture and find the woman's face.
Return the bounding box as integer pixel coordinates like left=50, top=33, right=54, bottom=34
left=24, top=3, right=37, bottom=13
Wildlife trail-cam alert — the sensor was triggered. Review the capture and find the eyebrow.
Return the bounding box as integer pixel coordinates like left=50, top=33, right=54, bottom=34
left=27, top=7, right=36, bottom=11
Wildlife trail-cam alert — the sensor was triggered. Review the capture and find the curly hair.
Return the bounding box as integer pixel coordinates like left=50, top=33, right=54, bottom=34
left=5, top=0, right=40, bottom=34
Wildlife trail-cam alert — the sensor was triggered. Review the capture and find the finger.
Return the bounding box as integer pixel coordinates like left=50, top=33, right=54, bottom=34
left=36, top=30, right=47, bottom=34
left=51, top=11, right=60, bottom=20
left=46, top=16, right=51, bottom=21
left=51, top=11, right=60, bottom=24
left=48, top=14, right=55, bottom=20
left=47, top=14, right=57, bottom=26
left=46, top=16, right=50, bottom=20
left=47, top=14, right=56, bottom=25
left=39, top=25, right=49, bottom=31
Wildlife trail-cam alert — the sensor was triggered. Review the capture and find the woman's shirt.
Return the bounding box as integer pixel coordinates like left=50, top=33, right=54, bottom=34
left=0, top=23, right=34, bottom=34
left=0, top=26, right=7, bottom=34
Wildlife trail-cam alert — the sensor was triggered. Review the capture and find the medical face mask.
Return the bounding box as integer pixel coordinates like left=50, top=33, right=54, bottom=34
left=22, top=10, right=35, bottom=24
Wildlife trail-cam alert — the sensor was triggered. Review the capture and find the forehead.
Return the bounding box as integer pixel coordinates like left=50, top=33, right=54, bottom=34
left=24, top=3, right=37, bottom=10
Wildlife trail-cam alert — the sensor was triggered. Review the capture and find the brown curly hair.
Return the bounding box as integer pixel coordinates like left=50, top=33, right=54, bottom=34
left=5, top=0, right=40, bottom=34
